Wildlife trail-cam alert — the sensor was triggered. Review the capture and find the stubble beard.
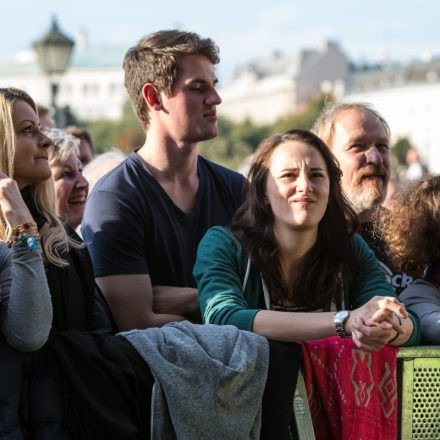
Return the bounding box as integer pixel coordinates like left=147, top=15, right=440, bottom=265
left=186, top=124, right=218, bottom=144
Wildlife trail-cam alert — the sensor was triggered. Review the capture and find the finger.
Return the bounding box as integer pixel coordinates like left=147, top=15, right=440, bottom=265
left=360, top=319, right=394, bottom=336
left=370, top=308, right=391, bottom=323
left=376, top=297, right=409, bottom=318
left=351, top=332, right=385, bottom=352
left=370, top=312, right=404, bottom=333
left=371, top=306, right=407, bottom=324
left=354, top=330, right=392, bottom=347
left=352, top=318, right=393, bottom=346
left=382, top=315, right=404, bottom=334
left=365, top=318, right=394, bottom=332
left=352, top=333, right=386, bottom=351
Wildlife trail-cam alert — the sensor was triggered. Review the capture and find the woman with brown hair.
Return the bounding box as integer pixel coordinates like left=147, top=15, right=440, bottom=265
left=195, top=129, right=420, bottom=438
left=380, top=176, right=440, bottom=344
left=196, top=129, right=417, bottom=346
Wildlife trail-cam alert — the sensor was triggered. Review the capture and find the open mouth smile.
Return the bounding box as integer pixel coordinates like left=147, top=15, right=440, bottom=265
left=68, top=196, right=86, bottom=205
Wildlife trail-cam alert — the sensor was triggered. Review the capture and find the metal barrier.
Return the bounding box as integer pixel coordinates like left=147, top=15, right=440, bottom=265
left=293, top=346, right=440, bottom=440
left=398, top=346, right=440, bottom=439
left=293, top=369, right=316, bottom=439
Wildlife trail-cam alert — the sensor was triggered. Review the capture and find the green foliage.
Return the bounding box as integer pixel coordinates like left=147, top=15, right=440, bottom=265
left=87, top=101, right=144, bottom=154
left=230, top=119, right=271, bottom=152
left=87, top=94, right=329, bottom=170
left=390, top=137, right=413, bottom=179
left=271, top=93, right=331, bottom=133
left=392, top=138, right=412, bottom=166
left=200, top=94, right=329, bottom=170
left=199, top=117, right=271, bottom=169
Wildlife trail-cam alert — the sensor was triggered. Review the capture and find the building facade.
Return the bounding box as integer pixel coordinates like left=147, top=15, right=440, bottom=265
left=345, top=58, right=440, bottom=173
left=0, top=46, right=127, bottom=122
left=218, top=41, right=349, bottom=124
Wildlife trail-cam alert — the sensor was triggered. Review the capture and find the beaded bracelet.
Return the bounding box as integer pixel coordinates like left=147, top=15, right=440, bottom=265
left=13, top=222, right=37, bottom=235
left=7, top=222, right=40, bottom=251
left=15, top=232, right=40, bottom=251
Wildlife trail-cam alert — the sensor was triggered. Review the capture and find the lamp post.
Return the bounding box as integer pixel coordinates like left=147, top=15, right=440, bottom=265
left=34, top=17, right=74, bottom=127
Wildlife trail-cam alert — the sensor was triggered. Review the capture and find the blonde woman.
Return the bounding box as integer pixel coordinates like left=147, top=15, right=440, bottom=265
left=0, top=171, right=52, bottom=351
left=0, top=87, right=153, bottom=438
left=46, top=128, right=89, bottom=230
left=0, top=87, right=109, bottom=333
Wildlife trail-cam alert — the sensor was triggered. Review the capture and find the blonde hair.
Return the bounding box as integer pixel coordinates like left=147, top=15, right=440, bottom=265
left=311, top=102, right=391, bottom=148
left=45, top=128, right=80, bottom=166
left=0, top=87, right=78, bottom=267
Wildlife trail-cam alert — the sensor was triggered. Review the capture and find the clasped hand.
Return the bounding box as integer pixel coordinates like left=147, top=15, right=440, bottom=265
left=347, top=296, right=407, bottom=352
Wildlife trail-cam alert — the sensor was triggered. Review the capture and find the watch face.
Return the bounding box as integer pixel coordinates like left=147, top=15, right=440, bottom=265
left=335, top=310, right=349, bottom=322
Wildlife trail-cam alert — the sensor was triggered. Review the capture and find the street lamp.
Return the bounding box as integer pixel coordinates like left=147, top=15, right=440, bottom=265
left=34, top=17, right=74, bottom=127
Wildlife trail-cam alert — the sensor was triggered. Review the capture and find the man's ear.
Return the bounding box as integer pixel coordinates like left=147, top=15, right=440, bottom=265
left=142, top=84, right=162, bottom=110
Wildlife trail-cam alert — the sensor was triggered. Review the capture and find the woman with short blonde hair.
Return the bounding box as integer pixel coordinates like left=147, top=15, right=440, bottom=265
left=45, top=128, right=89, bottom=230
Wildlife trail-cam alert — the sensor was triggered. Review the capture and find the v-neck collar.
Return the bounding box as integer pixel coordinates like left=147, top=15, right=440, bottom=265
left=133, top=151, right=204, bottom=222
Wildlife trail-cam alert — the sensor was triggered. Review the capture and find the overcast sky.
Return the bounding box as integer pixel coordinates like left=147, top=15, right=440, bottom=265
left=1, top=0, right=439, bottom=83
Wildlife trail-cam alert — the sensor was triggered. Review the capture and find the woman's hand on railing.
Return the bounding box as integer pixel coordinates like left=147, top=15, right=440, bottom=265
left=348, top=296, right=408, bottom=351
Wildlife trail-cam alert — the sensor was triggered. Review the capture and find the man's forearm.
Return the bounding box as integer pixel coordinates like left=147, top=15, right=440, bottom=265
left=152, top=286, right=199, bottom=317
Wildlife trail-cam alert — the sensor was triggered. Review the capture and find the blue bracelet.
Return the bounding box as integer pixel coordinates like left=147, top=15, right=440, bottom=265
left=16, top=235, right=39, bottom=251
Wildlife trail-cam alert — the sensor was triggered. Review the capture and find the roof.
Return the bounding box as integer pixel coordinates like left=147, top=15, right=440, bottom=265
left=229, top=41, right=343, bottom=82
left=233, top=49, right=320, bottom=80
left=350, top=57, right=440, bottom=92
left=0, top=46, right=126, bottom=75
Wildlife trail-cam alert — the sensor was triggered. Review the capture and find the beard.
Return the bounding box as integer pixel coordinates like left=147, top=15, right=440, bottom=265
left=345, top=165, right=388, bottom=214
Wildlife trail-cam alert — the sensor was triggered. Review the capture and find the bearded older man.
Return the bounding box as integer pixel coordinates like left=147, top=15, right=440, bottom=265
left=312, top=103, right=413, bottom=294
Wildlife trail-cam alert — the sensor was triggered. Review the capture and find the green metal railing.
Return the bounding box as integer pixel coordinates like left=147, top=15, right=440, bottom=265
left=398, top=347, right=440, bottom=439
left=293, top=346, right=440, bottom=439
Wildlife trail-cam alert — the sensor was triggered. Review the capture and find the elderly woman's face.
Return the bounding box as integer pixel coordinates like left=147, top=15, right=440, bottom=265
left=265, top=141, right=330, bottom=235
left=51, top=153, right=89, bottom=229
left=13, top=100, right=52, bottom=188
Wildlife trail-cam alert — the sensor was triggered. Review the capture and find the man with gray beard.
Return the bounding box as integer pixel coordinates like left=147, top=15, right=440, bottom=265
left=312, top=103, right=413, bottom=294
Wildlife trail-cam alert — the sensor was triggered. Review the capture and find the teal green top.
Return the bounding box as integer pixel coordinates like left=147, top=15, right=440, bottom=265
left=194, top=226, right=420, bottom=346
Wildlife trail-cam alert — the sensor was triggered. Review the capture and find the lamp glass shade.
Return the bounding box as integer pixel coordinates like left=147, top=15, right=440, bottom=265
left=34, top=18, right=74, bottom=75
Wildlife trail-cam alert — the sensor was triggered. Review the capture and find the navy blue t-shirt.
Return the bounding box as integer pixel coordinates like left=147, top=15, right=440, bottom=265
left=82, top=152, right=244, bottom=288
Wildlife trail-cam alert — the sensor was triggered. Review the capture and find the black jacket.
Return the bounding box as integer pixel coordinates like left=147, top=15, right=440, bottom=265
left=0, top=189, right=152, bottom=438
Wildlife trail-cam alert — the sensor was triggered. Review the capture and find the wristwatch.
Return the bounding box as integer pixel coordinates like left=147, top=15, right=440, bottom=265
left=333, top=310, right=350, bottom=338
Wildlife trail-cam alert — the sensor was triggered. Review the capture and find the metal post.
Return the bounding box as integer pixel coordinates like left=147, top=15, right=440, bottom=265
left=50, top=81, right=59, bottom=126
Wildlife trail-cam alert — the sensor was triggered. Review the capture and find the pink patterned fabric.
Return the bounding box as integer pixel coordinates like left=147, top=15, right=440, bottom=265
left=301, top=337, right=399, bottom=440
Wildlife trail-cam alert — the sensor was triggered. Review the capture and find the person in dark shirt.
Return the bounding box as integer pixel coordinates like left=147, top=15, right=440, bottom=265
left=312, top=102, right=413, bottom=294
left=82, top=30, right=244, bottom=330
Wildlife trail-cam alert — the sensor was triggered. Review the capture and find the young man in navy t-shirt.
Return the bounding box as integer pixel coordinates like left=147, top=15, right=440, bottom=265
left=82, top=30, right=244, bottom=330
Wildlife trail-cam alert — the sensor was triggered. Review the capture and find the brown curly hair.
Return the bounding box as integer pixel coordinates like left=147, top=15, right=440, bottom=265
left=379, top=176, right=440, bottom=277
